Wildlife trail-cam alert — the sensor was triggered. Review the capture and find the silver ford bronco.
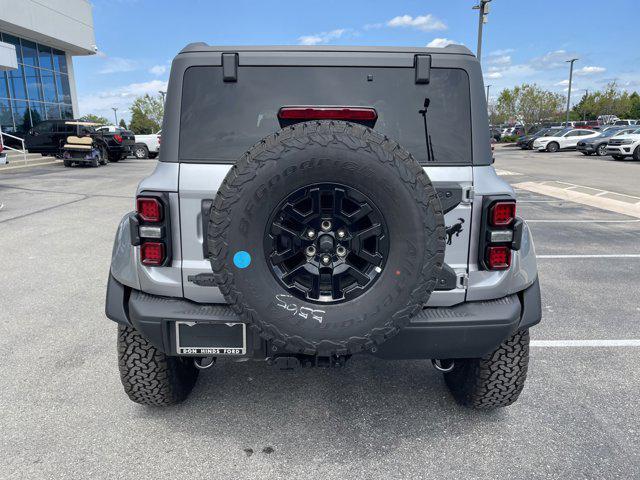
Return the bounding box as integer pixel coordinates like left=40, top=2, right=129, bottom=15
left=106, top=44, right=541, bottom=409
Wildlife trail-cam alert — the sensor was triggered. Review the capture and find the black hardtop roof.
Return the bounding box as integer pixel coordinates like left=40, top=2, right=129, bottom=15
left=178, top=43, right=474, bottom=56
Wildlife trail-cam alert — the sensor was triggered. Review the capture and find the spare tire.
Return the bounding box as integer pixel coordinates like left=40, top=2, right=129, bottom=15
left=208, top=121, right=445, bottom=356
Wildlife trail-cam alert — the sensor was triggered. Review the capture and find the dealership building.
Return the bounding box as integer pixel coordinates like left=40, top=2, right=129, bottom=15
left=0, top=0, right=95, bottom=137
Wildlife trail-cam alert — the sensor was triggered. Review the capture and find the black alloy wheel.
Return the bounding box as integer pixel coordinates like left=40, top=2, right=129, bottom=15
left=265, top=183, right=389, bottom=304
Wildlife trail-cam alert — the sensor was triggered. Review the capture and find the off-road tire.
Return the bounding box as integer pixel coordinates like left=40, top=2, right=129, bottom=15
left=117, top=324, right=199, bottom=406
left=545, top=142, right=559, bottom=153
left=444, top=329, right=530, bottom=409
left=209, top=120, right=445, bottom=357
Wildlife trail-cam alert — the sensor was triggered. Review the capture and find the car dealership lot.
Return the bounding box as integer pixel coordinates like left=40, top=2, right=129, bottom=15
left=1, top=151, right=638, bottom=479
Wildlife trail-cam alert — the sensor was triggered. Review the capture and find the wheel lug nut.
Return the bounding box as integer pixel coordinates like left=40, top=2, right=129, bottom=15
left=306, top=229, right=316, bottom=239
left=321, top=254, right=331, bottom=265
left=336, top=246, right=347, bottom=257
left=305, top=246, right=316, bottom=257
left=321, top=220, right=332, bottom=232
left=337, top=229, right=346, bottom=239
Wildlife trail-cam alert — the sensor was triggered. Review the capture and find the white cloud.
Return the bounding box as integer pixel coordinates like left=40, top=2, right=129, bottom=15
left=98, top=56, right=138, bottom=74
left=79, top=79, right=168, bottom=121
left=489, top=48, right=514, bottom=56
left=387, top=14, right=446, bottom=31
left=575, top=65, right=606, bottom=76
left=426, top=38, right=460, bottom=48
left=487, top=54, right=511, bottom=66
left=555, top=79, right=570, bottom=86
left=529, top=49, right=577, bottom=70
left=298, top=29, right=348, bottom=45
left=149, top=64, right=167, bottom=76
left=485, top=72, right=503, bottom=79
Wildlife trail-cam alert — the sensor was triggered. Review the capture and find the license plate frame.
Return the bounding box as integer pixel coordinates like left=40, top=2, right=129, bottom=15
left=175, top=321, right=246, bottom=356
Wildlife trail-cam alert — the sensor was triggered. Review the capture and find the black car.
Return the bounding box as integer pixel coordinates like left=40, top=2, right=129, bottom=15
left=516, top=127, right=562, bottom=149
left=576, top=126, right=640, bottom=156
left=25, top=120, right=135, bottom=161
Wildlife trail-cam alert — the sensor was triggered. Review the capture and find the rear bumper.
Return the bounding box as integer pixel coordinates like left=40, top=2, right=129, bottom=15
left=106, top=274, right=542, bottom=360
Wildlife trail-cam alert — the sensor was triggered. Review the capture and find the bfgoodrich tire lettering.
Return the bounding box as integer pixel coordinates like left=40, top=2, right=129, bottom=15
left=444, top=329, right=530, bottom=409
left=208, top=121, right=445, bottom=357
left=117, top=324, right=199, bottom=406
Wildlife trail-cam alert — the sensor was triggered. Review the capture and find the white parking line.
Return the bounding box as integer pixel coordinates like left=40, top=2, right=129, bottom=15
left=527, top=219, right=640, bottom=223
left=537, top=254, right=640, bottom=258
left=531, top=340, right=640, bottom=347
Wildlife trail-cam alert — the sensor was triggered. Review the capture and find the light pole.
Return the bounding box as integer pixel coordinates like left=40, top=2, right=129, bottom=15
left=565, top=58, right=578, bottom=126
left=486, top=84, right=492, bottom=102
left=473, top=0, right=492, bottom=61
left=112, top=107, right=118, bottom=125
left=158, top=90, right=166, bottom=103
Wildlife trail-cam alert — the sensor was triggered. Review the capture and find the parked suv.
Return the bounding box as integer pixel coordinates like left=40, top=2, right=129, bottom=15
left=106, top=45, right=541, bottom=409
left=606, top=129, right=640, bottom=160
left=577, top=126, right=640, bottom=156
left=533, top=127, right=600, bottom=152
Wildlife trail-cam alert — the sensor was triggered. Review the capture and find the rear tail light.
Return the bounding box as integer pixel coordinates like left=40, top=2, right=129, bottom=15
left=480, top=198, right=520, bottom=271
left=490, top=201, right=516, bottom=226
left=113, top=134, right=123, bottom=143
left=140, top=242, right=165, bottom=266
left=136, top=197, right=162, bottom=222
left=135, top=193, right=171, bottom=267
left=278, top=106, right=378, bottom=122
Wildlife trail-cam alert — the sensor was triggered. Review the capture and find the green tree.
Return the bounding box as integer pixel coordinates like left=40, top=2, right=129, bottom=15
left=79, top=113, right=109, bottom=124
left=128, top=94, right=163, bottom=134
left=495, top=84, right=565, bottom=132
left=118, top=118, right=127, bottom=129
left=570, top=82, right=639, bottom=120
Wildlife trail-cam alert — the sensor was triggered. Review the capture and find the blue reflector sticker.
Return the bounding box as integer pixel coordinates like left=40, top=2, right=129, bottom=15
left=233, top=251, right=251, bottom=269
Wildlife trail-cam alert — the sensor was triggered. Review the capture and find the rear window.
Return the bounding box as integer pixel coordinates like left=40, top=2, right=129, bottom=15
left=179, top=66, right=471, bottom=165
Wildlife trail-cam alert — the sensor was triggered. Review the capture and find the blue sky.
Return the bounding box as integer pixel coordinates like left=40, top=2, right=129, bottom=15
left=76, top=0, right=640, bottom=122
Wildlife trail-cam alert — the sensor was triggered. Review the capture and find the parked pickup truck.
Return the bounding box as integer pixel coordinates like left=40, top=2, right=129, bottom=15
left=25, top=120, right=135, bottom=162
left=93, top=125, right=136, bottom=162
left=132, top=130, right=161, bottom=159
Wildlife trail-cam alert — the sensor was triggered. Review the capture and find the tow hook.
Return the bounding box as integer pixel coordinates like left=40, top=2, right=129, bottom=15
left=432, top=359, right=455, bottom=373
left=193, top=356, right=216, bottom=370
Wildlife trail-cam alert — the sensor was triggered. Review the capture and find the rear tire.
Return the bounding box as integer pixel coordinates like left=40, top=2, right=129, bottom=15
left=545, top=142, right=559, bottom=153
left=117, top=324, right=199, bottom=406
left=133, top=144, right=149, bottom=159
left=444, top=330, right=530, bottom=409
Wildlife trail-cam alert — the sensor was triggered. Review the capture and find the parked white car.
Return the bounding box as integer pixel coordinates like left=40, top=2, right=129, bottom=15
left=133, top=130, right=161, bottom=159
left=605, top=131, right=640, bottom=161
left=532, top=128, right=600, bottom=153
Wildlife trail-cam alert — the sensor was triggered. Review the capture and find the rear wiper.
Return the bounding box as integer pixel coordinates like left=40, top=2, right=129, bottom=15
left=419, top=97, right=435, bottom=162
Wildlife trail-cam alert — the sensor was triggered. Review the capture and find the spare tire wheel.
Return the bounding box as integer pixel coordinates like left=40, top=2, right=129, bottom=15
left=208, top=121, right=445, bottom=356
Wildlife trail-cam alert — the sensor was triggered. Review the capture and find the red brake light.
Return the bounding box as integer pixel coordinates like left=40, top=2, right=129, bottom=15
left=490, top=201, right=516, bottom=226
left=113, top=134, right=123, bottom=143
left=136, top=197, right=162, bottom=222
left=278, top=107, right=378, bottom=122
left=486, top=246, right=511, bottom=270
left=140, top=242, right=165, bottom=266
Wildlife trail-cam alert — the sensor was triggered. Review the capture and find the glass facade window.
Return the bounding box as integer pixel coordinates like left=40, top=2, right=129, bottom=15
left=0, top=31, right=73, bottom=134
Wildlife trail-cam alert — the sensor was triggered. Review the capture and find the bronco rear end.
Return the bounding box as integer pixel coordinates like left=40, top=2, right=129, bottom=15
left=106, top=45, right=541, bottom=409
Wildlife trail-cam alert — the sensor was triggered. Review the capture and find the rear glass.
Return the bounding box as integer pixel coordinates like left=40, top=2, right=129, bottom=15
left=179, top=66, right=471, bottom=165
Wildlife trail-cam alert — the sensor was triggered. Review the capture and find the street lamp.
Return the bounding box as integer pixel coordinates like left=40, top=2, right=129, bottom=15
left=486, top=84, right=492, bottom=103
left=472, top=0, right=492, bottom=61
left=112, top=107, right=118, bottom=125
left=565, top=58, right=579, bottom=126
left=158, top=90, right=166, bottom=103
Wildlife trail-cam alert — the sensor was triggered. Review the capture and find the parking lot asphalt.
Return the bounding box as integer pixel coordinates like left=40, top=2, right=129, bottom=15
left=1, top=151, right=639, bottom=479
